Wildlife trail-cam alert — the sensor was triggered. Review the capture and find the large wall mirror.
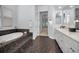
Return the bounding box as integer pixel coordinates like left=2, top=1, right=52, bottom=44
left=56, top=11, right=62, bottom=24
left=55, top=10, right=66, bottom=28
left=55, top=8, right=75, bottom=28
left=0, top=6, right=2, bottom=28
left=75, top=8, right=79, bottom=29
left=75, top=8, right=79, bottom=19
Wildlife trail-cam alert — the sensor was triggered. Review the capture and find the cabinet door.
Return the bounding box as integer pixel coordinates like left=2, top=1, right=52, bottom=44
left=55, top=29, right=79, bottom=53
left=60, top=31, right=79, bottom=53
left=59, top=32, right=69, bottom=53
left=65, top=36, right=79, bottom=53
left=55, top=30, right=67, bottom=52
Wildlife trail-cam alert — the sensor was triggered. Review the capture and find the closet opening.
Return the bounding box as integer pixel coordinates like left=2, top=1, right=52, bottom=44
left=39, top=11, right=48, bottom=36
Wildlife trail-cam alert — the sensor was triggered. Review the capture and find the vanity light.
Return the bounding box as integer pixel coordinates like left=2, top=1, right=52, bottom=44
left=75, top=19, right=79, bottom=22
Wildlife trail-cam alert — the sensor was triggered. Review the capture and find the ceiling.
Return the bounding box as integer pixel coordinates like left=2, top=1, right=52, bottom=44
left=54, top=5, right=79, bottom=10
left=36, top=5, right=79, bottom=10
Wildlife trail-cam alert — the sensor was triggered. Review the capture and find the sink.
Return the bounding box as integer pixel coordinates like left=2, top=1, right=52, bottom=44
left=69, top=28, right=76, bottom=32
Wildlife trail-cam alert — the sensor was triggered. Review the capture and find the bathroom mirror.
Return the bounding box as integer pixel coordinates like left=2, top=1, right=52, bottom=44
left=75, top=8, right=79, bottom=29
left=56, top=12, right=61, bottom=24
left=75, top=8, right=79, bottom=19
left=55, top=10, right=66, bottom=28
left=0, top=6, right=1, bottom=28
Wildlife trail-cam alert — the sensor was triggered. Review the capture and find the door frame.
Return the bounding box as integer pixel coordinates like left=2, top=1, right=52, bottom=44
left=39, top=11, right=48, bottom=34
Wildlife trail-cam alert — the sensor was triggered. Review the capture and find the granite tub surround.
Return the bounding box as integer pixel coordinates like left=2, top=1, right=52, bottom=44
left=0, top=29, right=29, bottom=36
left=0, top=28, right=33, bottom=53
left=55, top=28, right=79, bottom=53
left=0, top=32, right=23, bottom=47
left=0, top=30, right=33, bottom=53
left=16, top=29, right=29, bottom=34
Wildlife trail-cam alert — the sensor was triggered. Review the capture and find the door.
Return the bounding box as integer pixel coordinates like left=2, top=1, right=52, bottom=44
left=39, top=11, right=48, bottom=36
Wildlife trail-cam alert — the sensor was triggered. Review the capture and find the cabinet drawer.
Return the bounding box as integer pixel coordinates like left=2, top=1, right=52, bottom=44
left=61, top=32, right=79, bottom=53
left=67, top=40, right=79, bottom=52
left=55, top=29, right=79, bottom=53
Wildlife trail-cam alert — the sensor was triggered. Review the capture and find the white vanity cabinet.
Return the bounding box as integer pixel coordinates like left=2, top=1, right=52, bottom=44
left=55, top=29, right=79, bottom=53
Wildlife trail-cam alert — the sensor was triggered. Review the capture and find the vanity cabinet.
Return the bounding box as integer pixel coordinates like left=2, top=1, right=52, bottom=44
left=55, top=29, right=79, bottom=53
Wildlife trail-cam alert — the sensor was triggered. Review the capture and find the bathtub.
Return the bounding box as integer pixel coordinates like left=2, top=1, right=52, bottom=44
left=0, top=32, right=23, bottom=47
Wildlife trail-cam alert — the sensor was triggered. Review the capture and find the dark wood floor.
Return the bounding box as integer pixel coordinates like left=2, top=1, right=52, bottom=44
left=25, top=36, right=62, bottom=53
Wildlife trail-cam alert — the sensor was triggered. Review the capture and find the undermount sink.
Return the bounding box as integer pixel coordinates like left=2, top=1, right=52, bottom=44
left=69, top=28, right=76, bottom=32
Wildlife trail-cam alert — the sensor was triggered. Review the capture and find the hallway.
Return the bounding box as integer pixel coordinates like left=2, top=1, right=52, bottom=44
left=39, top=28, right=48, bottom=36
left=26, top=36, right=62, bottom=53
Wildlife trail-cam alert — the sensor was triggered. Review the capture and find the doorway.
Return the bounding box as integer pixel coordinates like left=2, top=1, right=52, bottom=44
left=39, top=11, right=48, bottom=36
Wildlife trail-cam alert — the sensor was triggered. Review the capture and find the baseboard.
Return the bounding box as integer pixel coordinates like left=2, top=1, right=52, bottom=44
left=49, top=36, right=55, bottom=39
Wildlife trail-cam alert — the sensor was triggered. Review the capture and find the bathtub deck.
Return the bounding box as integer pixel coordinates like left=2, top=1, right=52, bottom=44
left=0, top=32, right=33, bottom=53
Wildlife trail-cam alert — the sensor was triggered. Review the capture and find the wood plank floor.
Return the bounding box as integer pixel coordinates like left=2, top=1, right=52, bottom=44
left=25, top=36, right=62, bottom=53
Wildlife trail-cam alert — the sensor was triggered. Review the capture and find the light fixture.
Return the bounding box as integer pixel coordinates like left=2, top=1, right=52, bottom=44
left=70, top=5, right=74, bottom=8
left=63, top=11, right=65, bottom=13
left=67, top=15, right=70, bottom=16
left=58, top=6, right=62, bottom=9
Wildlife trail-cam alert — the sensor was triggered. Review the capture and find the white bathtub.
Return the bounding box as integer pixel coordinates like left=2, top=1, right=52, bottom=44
left=0, top=32, right=23, bottom=44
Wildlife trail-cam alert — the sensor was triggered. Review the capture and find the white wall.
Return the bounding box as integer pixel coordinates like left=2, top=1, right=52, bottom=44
left=16, top=5, right=38, bottom=39
left=48, top=6, right=56, bottom=39
left=38, top=5, right=48, bottom=11
left=17, top=5, right=35, bottom=32
left=32, top=6, right=39, bottom=39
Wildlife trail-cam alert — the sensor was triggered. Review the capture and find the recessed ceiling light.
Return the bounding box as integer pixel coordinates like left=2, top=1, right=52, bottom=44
left=63, top=11, right=65, bottom=13
left=58, top=6, right=62, bottom=9
left=68, top=15, right=70, bottom=16
left=70, top=5, right=74, bottom=8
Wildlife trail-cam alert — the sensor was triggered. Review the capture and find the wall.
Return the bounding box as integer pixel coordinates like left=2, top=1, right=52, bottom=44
left=16, top=5, right=35, bottom=32
left=16, top=5, right=37, bottom=39
left=48, top=6, right=56, bottom=39
left=38, top=5, right=48, bottom=11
